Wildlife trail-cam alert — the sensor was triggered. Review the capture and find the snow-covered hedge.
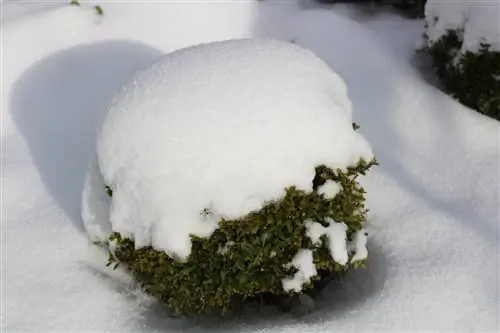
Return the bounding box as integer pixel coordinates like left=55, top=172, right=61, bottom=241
left=82, top=39, right=376, bottom=315
left=422, top=1, right=500, bottom=120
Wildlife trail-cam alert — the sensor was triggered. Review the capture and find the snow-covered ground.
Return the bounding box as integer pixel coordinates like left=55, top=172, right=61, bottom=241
left=2, top=1, right=499, bottom=332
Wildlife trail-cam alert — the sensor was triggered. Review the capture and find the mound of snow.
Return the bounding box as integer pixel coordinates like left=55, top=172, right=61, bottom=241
left=83, top=38, right=373, bottom=260
left=424, top=0, right=500, bottom=52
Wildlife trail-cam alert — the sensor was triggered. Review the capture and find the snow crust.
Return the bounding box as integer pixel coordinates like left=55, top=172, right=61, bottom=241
left=306, top=219, right=349, bottom=265
left=425, top=0, right=500, bottom=52
left=91, top=38, right=373, bottom=260
left=282, top=249, right=317, bottom=292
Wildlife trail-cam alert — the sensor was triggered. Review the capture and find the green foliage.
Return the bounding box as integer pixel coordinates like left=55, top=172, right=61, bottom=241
left=69, top=0, right=104, bottom=16
left=102, top=157, right=377, bottom=315
left=422, top=29, right=500, bottom=120
left=392, top=0, right=427, bottom=19
left=105, top=185, right=113, bottom=197
left=94, top=5, right=104, bottom=16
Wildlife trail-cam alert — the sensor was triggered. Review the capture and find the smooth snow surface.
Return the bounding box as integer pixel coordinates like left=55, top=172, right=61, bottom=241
left=282, top=249, right=317, bottom=292
left=91, top=38, right=373, bottom=260
left=425, top=0, right=500, bottom=52
left=3, top=1, right=499, bottom=332
left=306, top=219, right=349, bottom=265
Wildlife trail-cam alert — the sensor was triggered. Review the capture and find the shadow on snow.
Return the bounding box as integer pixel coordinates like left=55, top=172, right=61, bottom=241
left=10, top=40, right=164, bottom=232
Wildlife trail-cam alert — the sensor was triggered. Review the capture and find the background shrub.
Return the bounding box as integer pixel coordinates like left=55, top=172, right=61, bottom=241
left=422, top=30, right=500, bottom=120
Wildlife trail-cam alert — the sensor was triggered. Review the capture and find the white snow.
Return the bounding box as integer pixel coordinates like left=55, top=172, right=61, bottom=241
left=282, top=249, right=317, bottom=293
left=424, top=0, right=500, bottom=52
left=317, top=179, right=342, bottom=198
left=81, top=153, right=112, bottom=242
left=350, top=229, right=368, bottom=263
left=306, top=219, right=349, bottom=265
left=89, top=38, right=373, bottom=260
left=2, top=1, right=499, bottom=332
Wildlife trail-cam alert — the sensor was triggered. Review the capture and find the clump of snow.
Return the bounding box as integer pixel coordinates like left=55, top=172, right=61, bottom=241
left=424, top=0, right=500, bottom=52
left=305, top=219, right=349, bottom=265
left=282, top=249, right=317, bottom=292
left=317, top=179, right=342, bottom=198
left=349, top=229, right=368, bottom=263
left=217, top=241, right=235, bottom=256
left=86, top=38, right=373, bottom=261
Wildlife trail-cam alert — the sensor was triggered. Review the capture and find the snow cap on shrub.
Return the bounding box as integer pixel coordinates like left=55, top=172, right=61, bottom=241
left=87, top=38, right=373, bottom=261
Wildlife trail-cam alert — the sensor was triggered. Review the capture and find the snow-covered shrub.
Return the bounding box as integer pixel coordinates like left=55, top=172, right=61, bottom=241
left=421, top=1, right=500, bottom=120
left=82, top=39, right=376, bottom=315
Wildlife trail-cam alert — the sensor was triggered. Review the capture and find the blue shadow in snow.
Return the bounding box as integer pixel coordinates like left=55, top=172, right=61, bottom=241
left=10, top=40, right=164, bottom=231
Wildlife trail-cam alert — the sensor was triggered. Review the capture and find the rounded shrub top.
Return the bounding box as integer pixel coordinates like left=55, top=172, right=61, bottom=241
left=91, top=38, right=373, bottom=261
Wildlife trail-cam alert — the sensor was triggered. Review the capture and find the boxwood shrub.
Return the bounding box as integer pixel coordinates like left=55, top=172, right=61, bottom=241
left=422, top=29, right=500, bottom=120
left=99, top=138, right=377, bottom=316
